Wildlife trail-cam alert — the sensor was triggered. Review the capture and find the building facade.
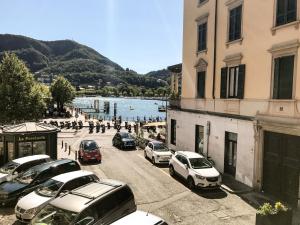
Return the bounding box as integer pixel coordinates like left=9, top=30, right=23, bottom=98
left=168, top=0, right=300, bottom=207
left=168, top=64, right=182, bottom=97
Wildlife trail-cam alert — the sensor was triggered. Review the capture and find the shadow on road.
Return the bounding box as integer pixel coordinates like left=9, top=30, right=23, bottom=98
left=170, top=174, right=228, bottom=199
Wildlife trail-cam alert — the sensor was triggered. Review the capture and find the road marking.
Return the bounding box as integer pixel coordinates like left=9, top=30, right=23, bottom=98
left=136, top=154, right=170, bottom=177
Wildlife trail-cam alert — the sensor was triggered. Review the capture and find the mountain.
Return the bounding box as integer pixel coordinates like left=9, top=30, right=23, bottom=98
left=145, top=69, right=171, bottom=83
left=0, top=34, right=170, bottom=88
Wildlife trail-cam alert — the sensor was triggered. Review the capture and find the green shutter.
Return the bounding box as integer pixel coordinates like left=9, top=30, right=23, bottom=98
left=237, top=64, right=246, bottom=99
left=273, top=58, right=280, bottom=99
left=220, top=67, right=228, bottom=98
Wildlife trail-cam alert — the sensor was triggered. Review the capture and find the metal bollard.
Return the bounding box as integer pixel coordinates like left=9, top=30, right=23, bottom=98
left=69, top=146, right=71, bottom=155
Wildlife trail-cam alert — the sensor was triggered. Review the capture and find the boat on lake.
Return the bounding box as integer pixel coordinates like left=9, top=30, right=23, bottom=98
left=158, top=105, right=166, bottom=112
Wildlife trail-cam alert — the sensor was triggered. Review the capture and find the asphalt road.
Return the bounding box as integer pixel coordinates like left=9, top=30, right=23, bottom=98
left=0, top=128, right=256, bottom=225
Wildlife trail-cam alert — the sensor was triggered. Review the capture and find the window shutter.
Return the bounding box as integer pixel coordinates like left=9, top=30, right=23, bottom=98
left=273, top=58, right=280, bottom=99
left=220, top=67, right=228, bottom=98
left=237, top=64, right=246, bottom=99
left=197, top=71, right=206, bottom=98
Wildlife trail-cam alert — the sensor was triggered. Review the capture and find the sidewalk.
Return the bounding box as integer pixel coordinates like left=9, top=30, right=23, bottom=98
left=221, top=174, right=253, bottom=194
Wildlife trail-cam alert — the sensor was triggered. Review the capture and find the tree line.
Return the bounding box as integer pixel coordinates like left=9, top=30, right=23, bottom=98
left=0, top=52, right=75, bottom=124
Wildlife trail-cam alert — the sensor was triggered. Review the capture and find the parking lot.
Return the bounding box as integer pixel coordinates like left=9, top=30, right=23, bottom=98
left=0, top=128, right=256, bottom=225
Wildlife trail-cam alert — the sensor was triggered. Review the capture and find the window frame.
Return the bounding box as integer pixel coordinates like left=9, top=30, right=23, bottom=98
left=271, top=55, right=296, bottom=99
left=275, top=0, right=298, bottom=26
left=197, top=22, right=207, bottom=52
left=196, top=71, right=206, bottom=98
left=227, top=66, right=239, bottom=98
left=228, top=4, right=243, bottom=42
left=198, top=0, right=209, bottom=7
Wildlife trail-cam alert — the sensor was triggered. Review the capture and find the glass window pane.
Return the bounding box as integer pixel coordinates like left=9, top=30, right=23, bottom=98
left=33, top=141, right=46, bottom=155
left=18, top=142, right=32, bottom=157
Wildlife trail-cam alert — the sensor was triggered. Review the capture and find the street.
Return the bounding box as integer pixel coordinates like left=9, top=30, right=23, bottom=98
left=0, top=128, right=256, bottom=225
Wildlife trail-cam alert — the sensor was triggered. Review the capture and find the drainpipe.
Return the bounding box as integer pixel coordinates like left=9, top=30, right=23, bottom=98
left=212, top=0, right=218, bottom=100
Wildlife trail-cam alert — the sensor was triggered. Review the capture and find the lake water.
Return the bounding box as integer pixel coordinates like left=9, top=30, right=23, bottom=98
left=73, top=97, right=167, bottom=121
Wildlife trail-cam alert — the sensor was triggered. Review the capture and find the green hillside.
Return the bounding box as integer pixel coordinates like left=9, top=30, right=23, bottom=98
left=0, top=34, right=170, bottom=89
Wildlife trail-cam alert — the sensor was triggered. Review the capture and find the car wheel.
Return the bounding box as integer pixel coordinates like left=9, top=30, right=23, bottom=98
left=144, top=151, right=147, bottom=159
left=169, top=165, right=175, bottom=176
left=187, top=177, right=195, bottom=190
left=152, top=157, right=156, bottom=165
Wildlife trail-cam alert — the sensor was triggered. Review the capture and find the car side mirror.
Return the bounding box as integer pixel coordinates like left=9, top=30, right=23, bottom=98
left=184, top=164, right=189, bottom=170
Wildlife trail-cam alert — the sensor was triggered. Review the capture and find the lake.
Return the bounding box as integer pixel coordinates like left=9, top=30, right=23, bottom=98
left=73, top=97, right=167, bottom=121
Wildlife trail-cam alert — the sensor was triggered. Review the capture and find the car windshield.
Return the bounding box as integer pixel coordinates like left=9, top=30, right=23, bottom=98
left=16, top=168, right=37, bottom=184
left=153, top=143, right=169, bottom=152
left=120, top=133, right=133, bottom=139
left=189, top=158, right=212, bottom=169
left=83, top=141, right=98, bottom=151
left=36, top=179, right=64, bottom=197
left=31, top=204, right=78, bottom=225
left=0, top=161, right=19, bottom=174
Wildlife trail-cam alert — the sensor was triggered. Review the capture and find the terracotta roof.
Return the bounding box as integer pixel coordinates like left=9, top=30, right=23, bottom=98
left=2, top=122, right=59, bottom=134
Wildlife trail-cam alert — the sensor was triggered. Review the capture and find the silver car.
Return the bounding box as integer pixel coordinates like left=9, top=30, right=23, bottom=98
left=15, top=170, right=98, bottom=223
left=0, top=155, right=50, bottom=184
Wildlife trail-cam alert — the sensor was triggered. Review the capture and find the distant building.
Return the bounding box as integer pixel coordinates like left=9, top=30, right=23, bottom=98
left=34, top=73, right=56, bottom=86
left=168, top=64, right=182, bottom=97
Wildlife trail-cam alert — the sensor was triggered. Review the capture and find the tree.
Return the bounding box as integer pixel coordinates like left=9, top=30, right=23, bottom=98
left=0, top=52, right=48, bottom=124
left=50, top=76, right=75, bottom=112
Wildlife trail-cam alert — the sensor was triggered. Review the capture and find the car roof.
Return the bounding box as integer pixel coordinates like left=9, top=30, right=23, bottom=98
left=12, top=155, right=50, bottom=165
left=52, top=170, right=94, bottom=183
left=150, top=141, right=165, bottom=145
left=51, top=179, right=125, bottom=213
left=111, top=211, right=164, bottom=225
left=177, top=151, right=204, bottom=158
left=80, top=140, right=97, bottom=144
left=29, top=159, right=76, bottom=172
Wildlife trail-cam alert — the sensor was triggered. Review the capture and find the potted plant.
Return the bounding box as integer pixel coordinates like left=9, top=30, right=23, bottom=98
left=256, top=202, right=293, bottom=225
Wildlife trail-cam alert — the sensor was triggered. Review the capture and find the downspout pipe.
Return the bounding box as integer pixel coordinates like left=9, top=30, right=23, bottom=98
left=212, top=0, right=218, bottom=100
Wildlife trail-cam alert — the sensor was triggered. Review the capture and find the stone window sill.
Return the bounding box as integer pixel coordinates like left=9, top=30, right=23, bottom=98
left=226, top=38, right=243, bottom=47
left=196, top=49, right=208, bottom=56
left=197, top=0, right=209, bottom=7
left=271, top=20, right=300, bottom=35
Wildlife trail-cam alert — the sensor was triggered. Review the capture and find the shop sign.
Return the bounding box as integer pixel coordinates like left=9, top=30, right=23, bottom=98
left=18, top=136, right=46, bottom=142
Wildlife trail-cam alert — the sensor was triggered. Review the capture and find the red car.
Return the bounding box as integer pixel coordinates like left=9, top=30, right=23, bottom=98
left=79, top=140, right=102, bottom=163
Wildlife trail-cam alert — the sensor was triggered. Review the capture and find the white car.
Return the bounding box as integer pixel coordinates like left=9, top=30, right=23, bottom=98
left=111, top=210, right=168, bottom=225
left=144, top=141, right=172, bottom=165
left=169, top=151, right=221, bottom=190
left=15, top=170, right=99, bottom=223
left=0, top=155, right=50, bottom=184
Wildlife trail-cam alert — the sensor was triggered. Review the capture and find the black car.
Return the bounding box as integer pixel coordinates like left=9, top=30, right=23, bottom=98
left=112, top=132, right=136, bottom=150
left=0, top=159, right=80, bottom=206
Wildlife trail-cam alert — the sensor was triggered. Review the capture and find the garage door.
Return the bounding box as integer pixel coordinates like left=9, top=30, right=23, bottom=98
left=263, top=131, right=300, bottom=207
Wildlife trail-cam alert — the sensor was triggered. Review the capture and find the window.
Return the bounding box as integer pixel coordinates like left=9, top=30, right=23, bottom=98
left=198, top=22, right=207, bottom=51
left=33, top=141, right=46, bottom=155
left=220, top=64, right=246, bottom=99
left=224, top=132, right=238, bottom=176
left=197, top=71, right=206, bottom=98
left=273, top=55, right=294, bottom=99
left=96, top=194, right=118, bottom=218
left=276, top=0, right=297, bottom=26
left=116, top=186, right=134, bottom=204
left=170, top=119, right=176, bottom=145
left=18, top=142, right=32, bottom=157
left=229, top=5, right=242, bottom=42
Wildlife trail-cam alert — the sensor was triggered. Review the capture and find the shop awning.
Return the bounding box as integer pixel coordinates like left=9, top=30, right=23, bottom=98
left=143, top=122, right=166, bottom=127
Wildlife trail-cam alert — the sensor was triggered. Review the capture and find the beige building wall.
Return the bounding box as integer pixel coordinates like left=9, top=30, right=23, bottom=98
left=182, top=0, right=300, bottom=118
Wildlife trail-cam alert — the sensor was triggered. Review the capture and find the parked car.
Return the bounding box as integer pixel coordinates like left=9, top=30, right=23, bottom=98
left=0, top=159, right=80, bottom=206
left=0, top=155, right=51, bottom=184
left=112, top=132, right=136, bottom=150
left=169, top=151, right=221, bottom=190
left=111, top=210, right=168, bottom=225
left=31, top=179, right=137, bottom=225
left=144, top=141, right=172, bottom=165
left=78, top=140, right=102, bottom=163
left=15, top=170, right=99, bottom=223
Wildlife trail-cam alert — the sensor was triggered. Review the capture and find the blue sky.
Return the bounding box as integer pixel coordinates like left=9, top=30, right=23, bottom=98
left=0, top=0, right=183, bottom=74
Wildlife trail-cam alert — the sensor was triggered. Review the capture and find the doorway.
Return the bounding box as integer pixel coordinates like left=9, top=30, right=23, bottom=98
left=224, top=132, right=237, bottom=177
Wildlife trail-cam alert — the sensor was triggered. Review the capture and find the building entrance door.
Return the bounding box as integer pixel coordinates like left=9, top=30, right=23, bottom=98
left=195, top=125, right=204, bottom=154
left=224, top=132, right=237, bottom=177
left=263, top=131, right=300, bottom=207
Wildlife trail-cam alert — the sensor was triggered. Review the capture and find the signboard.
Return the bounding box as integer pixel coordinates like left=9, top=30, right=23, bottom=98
left=18, top=136, right=46, bottom=142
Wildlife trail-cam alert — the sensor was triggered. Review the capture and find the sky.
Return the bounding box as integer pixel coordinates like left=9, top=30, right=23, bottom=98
left=0, top=0, right=183, bottom=74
